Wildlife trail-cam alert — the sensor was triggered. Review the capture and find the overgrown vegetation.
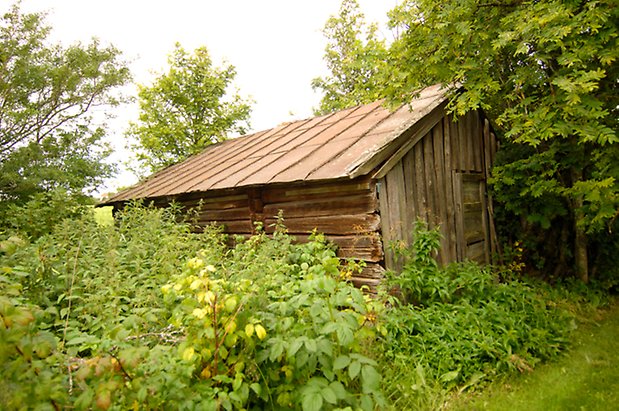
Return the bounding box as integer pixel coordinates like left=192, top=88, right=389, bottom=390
left=315, top=0, right=619, bottom=286
left=2, top=206, right=605, bottom=410
left=448, top=300, right=619, bottom=411
left=1, top=204, right=383, bottom=410
left=373, top=223, right=580, bottom=410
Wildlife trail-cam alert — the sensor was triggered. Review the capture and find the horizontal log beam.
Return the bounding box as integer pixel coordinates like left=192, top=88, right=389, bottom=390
left=263, top=193, right=378, bottom=218
left=264, top=214, right=380, bottom=235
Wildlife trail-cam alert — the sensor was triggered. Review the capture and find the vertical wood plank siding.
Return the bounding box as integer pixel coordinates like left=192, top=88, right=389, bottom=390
left=379, top=110, right=496, bottom=269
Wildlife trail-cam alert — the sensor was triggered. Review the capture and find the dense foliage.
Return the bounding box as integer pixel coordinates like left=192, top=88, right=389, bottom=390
left=311, top=0, right=388, bottom=115
left=1, top=205, right=383, bottom=410
left=376, top=223, right=573, bottom=409
left=0, top=4, right=130, bottom=214
left=315, top=0, right=619, bottom=285
left=127, top=44, right=253, bottom=174
left=1, top=205, right=590, bottom=410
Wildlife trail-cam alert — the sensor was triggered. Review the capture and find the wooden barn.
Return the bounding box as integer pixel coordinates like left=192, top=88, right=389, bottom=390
left=101, top=84, right=498, bottom=289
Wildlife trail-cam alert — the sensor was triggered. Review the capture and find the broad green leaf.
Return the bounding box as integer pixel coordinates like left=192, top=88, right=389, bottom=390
left=361, top=365, right=380, bottom=393
left=334, top=355, right=351, bottom=370
left=321, top=386, right=337, bottom=404
left=349, top=360, right=361, bottom=380
left=302, top=392, right=323, bottom=411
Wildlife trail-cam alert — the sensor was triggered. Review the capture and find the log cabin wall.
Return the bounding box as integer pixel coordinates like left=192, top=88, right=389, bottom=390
left=378, top=110, right=498, bottom=272
left=131, top=176, right=385, bottom=290
left=260, top=176, right=384, bottom=289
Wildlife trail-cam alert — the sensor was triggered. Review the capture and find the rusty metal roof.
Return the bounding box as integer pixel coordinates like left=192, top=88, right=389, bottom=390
left=104, top=84, right=448, bottom=204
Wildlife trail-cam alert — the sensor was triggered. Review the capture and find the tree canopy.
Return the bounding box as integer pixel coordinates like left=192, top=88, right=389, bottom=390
left=127, top=44, right=252, bottom=173
left=0, top=4, right=130, bottom=206
left=315, top=0, right=618, bottom=282
left=311, top=0, right=388, bottom=115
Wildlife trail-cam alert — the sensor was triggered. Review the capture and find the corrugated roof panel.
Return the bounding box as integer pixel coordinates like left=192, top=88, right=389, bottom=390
left=171, top=121, right=309, bottom=194
left=268, top=136, right=367, bottom=184
left=271, top=124, right=331, bottom=153
left=226, top=145, right=319, bottom=187
left=102, top=84, right=450, bottom=204
left=308, top=131, right=395, bottom=181
left=126, top=127, right=272, bottom=199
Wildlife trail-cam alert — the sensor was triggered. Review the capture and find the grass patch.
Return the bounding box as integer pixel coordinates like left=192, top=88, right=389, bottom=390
left=448, top=298, right=619, bottom=411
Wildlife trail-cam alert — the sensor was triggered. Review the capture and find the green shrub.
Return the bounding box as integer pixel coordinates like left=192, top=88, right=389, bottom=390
left=0, top=189, right=90, bottom=239
left=377, top=222, right=573, bottom=409
left=0, top=205, right=384, bottom=410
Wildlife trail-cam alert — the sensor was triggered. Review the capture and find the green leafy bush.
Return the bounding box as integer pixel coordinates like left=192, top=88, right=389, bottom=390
left=377, top=222, right=573, bottom=409
left=0, top=206, right=383, bottom=410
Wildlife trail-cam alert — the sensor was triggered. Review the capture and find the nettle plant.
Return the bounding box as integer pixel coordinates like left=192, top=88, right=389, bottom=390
left=1, top=206, right=384, bottom=410
left=163, top=230, right=386, bottom=410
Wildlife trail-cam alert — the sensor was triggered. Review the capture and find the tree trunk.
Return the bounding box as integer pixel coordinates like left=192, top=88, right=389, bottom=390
left=571, top=168, right=588, bottom=283
left=573, top=212, right=588, bottom=283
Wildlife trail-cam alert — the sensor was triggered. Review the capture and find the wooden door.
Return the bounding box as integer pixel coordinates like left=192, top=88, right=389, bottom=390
left=453, top=172, right=490, bottom=263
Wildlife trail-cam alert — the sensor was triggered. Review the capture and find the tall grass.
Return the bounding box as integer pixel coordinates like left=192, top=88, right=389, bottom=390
left=448, top=299, right=619, bottom=410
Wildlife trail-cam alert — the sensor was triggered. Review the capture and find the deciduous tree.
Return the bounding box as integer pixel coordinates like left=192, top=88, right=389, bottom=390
left=311, top=0, right=388, bottom=115
left=0, top=4, right=130, bottom=208
left=128, top=44, right=252, bottom=173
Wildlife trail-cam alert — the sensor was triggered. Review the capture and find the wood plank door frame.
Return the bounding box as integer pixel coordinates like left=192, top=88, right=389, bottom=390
left=453, top=171, right=491, bottom=263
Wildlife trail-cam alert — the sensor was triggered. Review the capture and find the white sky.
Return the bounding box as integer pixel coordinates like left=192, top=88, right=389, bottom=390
left=5, top=0, right=397, bottom=192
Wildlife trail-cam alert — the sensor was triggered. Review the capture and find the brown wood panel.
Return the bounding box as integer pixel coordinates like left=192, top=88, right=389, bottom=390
left=264, top=214, right=380, bottom=235
left=470, top=111, right=482, bottom=172
left=263, top=193, right=377, bottom=218
left=462, top=180, right=482, bottom=203
left=386, top=162, right=407, bottom=241
left=476, top=112, right=484, bottom=171
left=197, top=207, right=251, bottom=222
left=449, top=115, right=461, bottom=171
left=465, top=241, right=486, bottom=262
left=456, top=116, right=466, bottom=171
left=431, top=122, right=449, bottom=266
left=442, top=116, right=457, bottom=262
left=402, top=149, right=418, bottom=246
left=414, top=142, right=428, bottom=221
left=453, top=172, right=465, bottom=260
left=467, top=112, right=477, bottom=171
left=183, top=198, right=249, bottom=211
left=423, top=132, right=438, bottom=227
left=262, top=178, right=372, bottom=203
left=334, top=235, right=384, bottom=262
left=385, top=164, right=406, bottom=272
left=355, top=263, right=385, bottom=279
left=378, top=177, right=395, bottom=270
left=463, top=209, right=484, bottom=243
